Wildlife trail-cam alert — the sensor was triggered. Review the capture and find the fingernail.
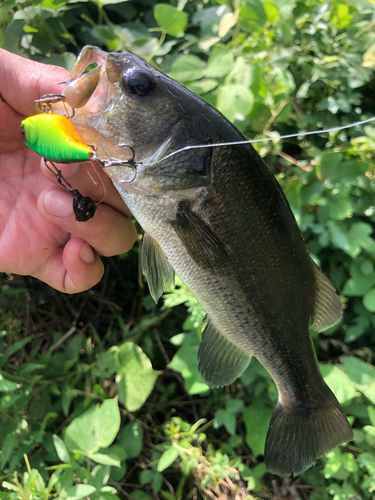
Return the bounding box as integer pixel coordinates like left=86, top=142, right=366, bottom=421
left=44, top=190, right=73, bottom=217
left=79, top=242, right=96, bottom=264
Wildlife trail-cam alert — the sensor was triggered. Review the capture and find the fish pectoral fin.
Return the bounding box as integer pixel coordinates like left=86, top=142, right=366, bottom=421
left=141, top=232, right=175, bottom=303
left=311, top=260, right=343, bottom=332
left=198, top=317, right=251, bottom=388
left=169, top=202, right=229, bottom=272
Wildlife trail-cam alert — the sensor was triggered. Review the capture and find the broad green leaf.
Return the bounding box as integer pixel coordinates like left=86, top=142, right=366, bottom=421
left=363, top=288, right=375, bottom=312
left=168, top=346, right=209, bottom=395
left=88, top=464, right=110, bottom=490
left=206, top=46, right=233, bottom=78
left=214, top=409, right=236, bottom=435
left=171, top=54, right=205, bottom=82
left=243, top=403, right=273, bottom=457
left=116, top=343, right=160, bottom=412
left=53, top=434, right=70, bottom=464
left=64, top=484, right=96, bottom=500
left=320, top=364, right=358, bottom=404
left=154, top=4, right=188, bottom=36
left=64, top=399, right=120, bottom=455
left=240, top=0, right=267, bottom=26
left=344, top=357, right=375, bottom=404
left=218, top=12, right=237, bottom=38
left=157, top=446, right=180, bottom=472
left=188, top=79, right=218, bottom=95
left=119, top=421, right=143, bottom=459
left=89, top=452, right=121, bottom=467
left=97, top=397, right=121, bottom=448
left=1, top=432, right=16, bottom=470
left=217, top=84, right=254, bottom=122
left=0, top=374, right=20, bottom=392
left=342, top=274, right=375, bottom=296
left=357, top=452, right=375, bottom=474
left=64, top=405, right=100, bottom=455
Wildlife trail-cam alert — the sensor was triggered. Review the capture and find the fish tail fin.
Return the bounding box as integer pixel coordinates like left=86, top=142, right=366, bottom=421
left=264, top=393, right=353, bottom=477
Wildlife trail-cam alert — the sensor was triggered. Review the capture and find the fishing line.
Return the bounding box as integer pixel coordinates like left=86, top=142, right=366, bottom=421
left=141, top=116, right=375, bottom=167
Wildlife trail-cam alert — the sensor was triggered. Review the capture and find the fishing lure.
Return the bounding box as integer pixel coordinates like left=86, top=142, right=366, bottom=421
left=21, top=113, right=97, bottom=222
left=43, top=159, right=97, bottom=222
left=21, top=113, right=96, bottom=163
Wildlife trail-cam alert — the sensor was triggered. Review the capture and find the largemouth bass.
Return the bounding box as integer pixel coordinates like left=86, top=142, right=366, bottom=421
left=58, top=46, right=353, bottom=476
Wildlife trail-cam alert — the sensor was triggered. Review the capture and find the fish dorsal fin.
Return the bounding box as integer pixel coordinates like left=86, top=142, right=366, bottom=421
left=141, top=232, right=175, bottom=303
left=311, top=260, right=343, bottom=332
left=198, top=317, right=251, bottom=388
left=170, top=202, right=229, bottom=272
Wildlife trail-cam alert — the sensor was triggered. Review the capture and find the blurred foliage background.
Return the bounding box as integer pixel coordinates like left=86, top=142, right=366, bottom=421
left=1, top=0, right=375, bottom=498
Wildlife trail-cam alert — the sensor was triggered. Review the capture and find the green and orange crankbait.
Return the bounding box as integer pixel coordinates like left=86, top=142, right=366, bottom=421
left=21, top=113, right=95, bottom=163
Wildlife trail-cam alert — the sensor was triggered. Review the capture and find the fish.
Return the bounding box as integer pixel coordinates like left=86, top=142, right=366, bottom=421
left=57, top=45, right=353, bottom=476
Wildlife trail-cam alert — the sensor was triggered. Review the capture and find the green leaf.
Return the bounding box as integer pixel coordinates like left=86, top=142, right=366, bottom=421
left=53, top=434, right=70, bottom=464
left=217, top=84, right=254, bottom=122
left=320, top=364, right=358, bottom=405
left=168, top=346, right=209, bottom=395
left=88, top=464, right=110, bottom=490
left=171, top=54, right=206, bottom=82
left=243, top=403, right=273, bottom=457
left=154, top=4, right=188, bottom=36
left=97, top=397, right=121, bottom=448
left=343, top=357, right=375, bottom=403
left=206, top=46, right=233, bottom=78
left=214, top=409, right=236, bottom=435
left=88, top=452, right=121, bottom=467
left=363, top=288, right=375, bottom=312
left=119, top=421, right=143, bottom=459
left=0, top=374, right=20, bottom=392
left=64, top=484, right=97, bottom=500
left=1, top=432, right=16, bottom=470
left=64, top=398, right=120, bottom=455
left=116, top=343, right=160, bottom=412
left=157, top=446, right=180, bottom=472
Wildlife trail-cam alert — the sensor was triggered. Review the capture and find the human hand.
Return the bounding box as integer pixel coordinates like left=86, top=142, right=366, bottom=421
left=0, top=49, right=137, bottom=293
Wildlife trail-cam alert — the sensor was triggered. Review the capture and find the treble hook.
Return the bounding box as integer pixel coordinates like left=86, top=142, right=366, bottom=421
left=95, top=144, right=141, bottom=184
left=35, top=94, right=75, bottom=118
left=43, top=159, right=97, bottom=222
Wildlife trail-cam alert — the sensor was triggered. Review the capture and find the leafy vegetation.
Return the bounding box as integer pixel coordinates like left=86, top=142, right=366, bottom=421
left=2, top=0, right=375, bottom=498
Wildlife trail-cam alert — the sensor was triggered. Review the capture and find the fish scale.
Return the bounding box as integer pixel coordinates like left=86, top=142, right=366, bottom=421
left=58, top=46, right=352, bottom=476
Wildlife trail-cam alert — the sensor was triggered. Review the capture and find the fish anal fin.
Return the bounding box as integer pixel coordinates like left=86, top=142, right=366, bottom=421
left=141, top=232, right=175, bottom=303
left=311, top=260, right=343, bottom=332
left=265, top=394, right=353, bottom=476
left=170, top=202, right=229, bottom=272
left=198, top=317, right=251, bottom=388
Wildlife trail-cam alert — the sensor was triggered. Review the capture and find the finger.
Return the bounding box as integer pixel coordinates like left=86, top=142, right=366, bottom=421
left=41, top=159, right=132, bottom=217
left=38, top=186, right=137, bottom=257
left=33, top=236, right=104, bottom=293
left=0, top=48, right=69, bottom=117
left=63, top=237, right=104, bottom=293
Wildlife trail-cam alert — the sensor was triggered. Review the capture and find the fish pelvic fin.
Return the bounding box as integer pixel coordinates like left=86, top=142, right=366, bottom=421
left=198, top=317, right=251, bottom=387
left=311, top=260, right=343, bottom=332
left=264, top=393, right=353, bottom=477
left=142, top=232, right=175, bottom=303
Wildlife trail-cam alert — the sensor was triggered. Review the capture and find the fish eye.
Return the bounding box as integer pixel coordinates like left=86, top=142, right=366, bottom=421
left=21, top=124, right=26, bottom=139
left=121, top=69, right=156, bottom=96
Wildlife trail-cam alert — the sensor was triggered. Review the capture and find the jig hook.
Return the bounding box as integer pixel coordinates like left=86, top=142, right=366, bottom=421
left=43, top=159, right=96, bottom=222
